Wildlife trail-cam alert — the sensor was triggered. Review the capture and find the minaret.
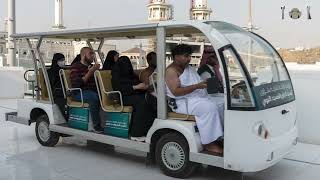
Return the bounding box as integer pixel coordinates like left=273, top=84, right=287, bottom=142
left=147, top=0, right=173, bottom=51
left=147, top=0, right=173, bottom=22
left=190, top=0, right=212, bottom=20
left=52, top=0, right=66, bottom=30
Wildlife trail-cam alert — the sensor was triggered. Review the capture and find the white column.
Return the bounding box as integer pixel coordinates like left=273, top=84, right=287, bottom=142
left=55, top=0, right=59, bottom=25
left=7, top=0, right=16, bottom=66
left=53, top=0, right=65, bottom=29
left=59, top=0, right=63, bottom=25
left=248, top=0, right=253, bottom=31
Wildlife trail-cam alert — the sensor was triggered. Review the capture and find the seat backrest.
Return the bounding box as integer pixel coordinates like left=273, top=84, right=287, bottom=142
left=99, top=70, right=113, bottom=92
left=62, top=69, right=72, bottom=89
left=150, top=71, right=157, bottom=95
left=95, top=70, right=115, bottom=107
left=59, top=69, right=73, bottom=104
left=38, top=69, right=49, bottom=101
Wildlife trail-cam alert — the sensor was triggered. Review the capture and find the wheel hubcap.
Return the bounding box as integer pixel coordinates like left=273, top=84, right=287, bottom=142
left=161, top=142, right=185, bottom=171
left=38, top=121, right=50, bottom=142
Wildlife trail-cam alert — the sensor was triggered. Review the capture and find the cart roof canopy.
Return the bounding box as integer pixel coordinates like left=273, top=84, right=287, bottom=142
left=10, top=21, right=213, bottom=40
left=11, top=21, right=247, bottom=50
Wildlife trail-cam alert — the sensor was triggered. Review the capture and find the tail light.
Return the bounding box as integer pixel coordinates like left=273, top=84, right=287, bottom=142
left=254, top=122, right=270, bottom=139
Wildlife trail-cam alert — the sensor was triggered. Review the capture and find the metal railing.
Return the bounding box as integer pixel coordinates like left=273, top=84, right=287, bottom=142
left=23, top=69, right=36, bottom=98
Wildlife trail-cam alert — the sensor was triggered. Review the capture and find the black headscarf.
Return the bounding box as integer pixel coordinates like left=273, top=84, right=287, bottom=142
left=102, top=50, right=119, bottom=70
left=51, top=53, right=65, bottom=70
left=111, top=56, right=140, bottom=95
left=118, top=56, right=136, bottom=79
left=48, top=53, right=65, bottom=97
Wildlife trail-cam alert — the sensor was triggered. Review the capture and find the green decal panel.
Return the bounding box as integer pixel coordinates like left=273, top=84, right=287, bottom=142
left=68, top=107, right=89, bottom=131
left=104, top=112, right=131, bottom=138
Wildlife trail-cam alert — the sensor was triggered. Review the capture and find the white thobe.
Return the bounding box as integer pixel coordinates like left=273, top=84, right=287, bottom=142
left=166, top=66, right=224, bottom=144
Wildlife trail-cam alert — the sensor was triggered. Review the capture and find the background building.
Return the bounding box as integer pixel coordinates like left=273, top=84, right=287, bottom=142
left=121, top=47, right=146, bottom=69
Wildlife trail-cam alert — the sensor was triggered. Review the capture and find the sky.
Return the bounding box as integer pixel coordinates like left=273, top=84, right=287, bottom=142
left=0, top=0, right=319, bottom=49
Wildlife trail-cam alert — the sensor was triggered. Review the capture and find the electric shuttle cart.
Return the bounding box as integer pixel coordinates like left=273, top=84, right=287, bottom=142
left=6, top=21, right=298, bottom=178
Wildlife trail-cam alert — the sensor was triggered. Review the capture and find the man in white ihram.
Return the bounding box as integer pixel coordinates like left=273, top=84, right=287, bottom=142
left=166, top=44, right=224, bottom=154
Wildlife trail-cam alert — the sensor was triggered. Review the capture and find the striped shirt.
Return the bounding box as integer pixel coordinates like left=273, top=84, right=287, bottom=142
left=70, top=61, right=96, bottom=91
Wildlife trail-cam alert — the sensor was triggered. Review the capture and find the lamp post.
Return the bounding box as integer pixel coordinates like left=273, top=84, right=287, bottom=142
left=244, top=0, right=258, bottom=31
left=247, top=0, right=253, bottom=72
left=248, top=0, right=253, bottom=32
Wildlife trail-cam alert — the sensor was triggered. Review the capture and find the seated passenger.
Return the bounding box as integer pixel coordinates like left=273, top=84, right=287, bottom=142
left=70, top=47, right=103, bottom=133
left=48, top=53, right=66, bottom=98
left=48, top=53, right=67, bottom=117
left=139, top=52, right=157, bottom=111
left=111, top=56, right=156, bottom=141
left=139, top=52, right=157, bottom=84
left=197, top=50, right=224, bottom=93
left=102, top=50, right=119, bottom=70
left=165, top=44, right=224, bottom=154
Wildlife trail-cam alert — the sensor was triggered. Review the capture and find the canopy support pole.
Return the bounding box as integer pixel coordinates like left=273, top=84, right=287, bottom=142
left=26, top=37, right=54, bottom=104
left=156, top=27, right=167, bottom=120
left=86, top=38, right=105, bottom=64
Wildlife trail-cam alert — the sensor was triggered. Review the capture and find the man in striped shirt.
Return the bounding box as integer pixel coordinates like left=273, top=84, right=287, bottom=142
left=71, top=47, right=103, bottom=133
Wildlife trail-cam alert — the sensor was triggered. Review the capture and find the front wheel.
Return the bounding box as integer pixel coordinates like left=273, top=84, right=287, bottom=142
left=156, top=132, right=197, bottom=178
left=35, top=114, right=60, bottom=147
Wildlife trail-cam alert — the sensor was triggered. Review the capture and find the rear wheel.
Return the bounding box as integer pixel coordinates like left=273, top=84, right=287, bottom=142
left=156, top=132, right=197, bottom=178
left=35, top=114, right=60, bottom=147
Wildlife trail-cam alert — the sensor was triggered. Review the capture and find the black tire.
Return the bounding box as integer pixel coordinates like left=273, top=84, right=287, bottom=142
left=156, top=132, right=197, bottom=178
left=35, top=114, right=60, bottom=147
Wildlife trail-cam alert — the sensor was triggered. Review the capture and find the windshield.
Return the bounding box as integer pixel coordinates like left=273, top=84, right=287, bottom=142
left=209, top=22, right=290, bottom=85
left=209, top=22, right=295, bottom=109
left=226, top=33, right=290, bottom=86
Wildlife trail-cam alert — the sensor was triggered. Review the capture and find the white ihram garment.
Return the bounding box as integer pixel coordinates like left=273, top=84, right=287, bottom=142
left=166, top=66, right=224, bottom=144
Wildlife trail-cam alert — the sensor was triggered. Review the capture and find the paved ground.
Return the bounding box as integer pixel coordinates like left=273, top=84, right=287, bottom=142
left=1, top=99, right=320, bottom=180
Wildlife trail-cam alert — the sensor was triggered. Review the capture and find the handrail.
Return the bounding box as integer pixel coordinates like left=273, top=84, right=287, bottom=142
left=24, top=70, right=35, bottom=83
left=24, top=69, right=36, bottom=98
left=150, top=71, right=157, bottom=95
left=68, top=88, right=85, bottom=107
left=59, top=69, right=67, bottom=99
left=59, top=69, right=85, bottom=107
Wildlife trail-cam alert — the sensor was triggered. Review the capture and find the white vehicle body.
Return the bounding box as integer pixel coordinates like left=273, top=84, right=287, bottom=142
left=5, top=20, right=298, bottom=176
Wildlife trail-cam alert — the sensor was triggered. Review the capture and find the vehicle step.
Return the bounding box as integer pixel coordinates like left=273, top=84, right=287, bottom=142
left=190, top=151, right=224, bottom=168
left=5, top=112, right=17, bottom=121
left=50, top=124, right=150, bottom=153
left=200, top=150, right=224, bottom=157
left=5, top=112, right=30, bottom=125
